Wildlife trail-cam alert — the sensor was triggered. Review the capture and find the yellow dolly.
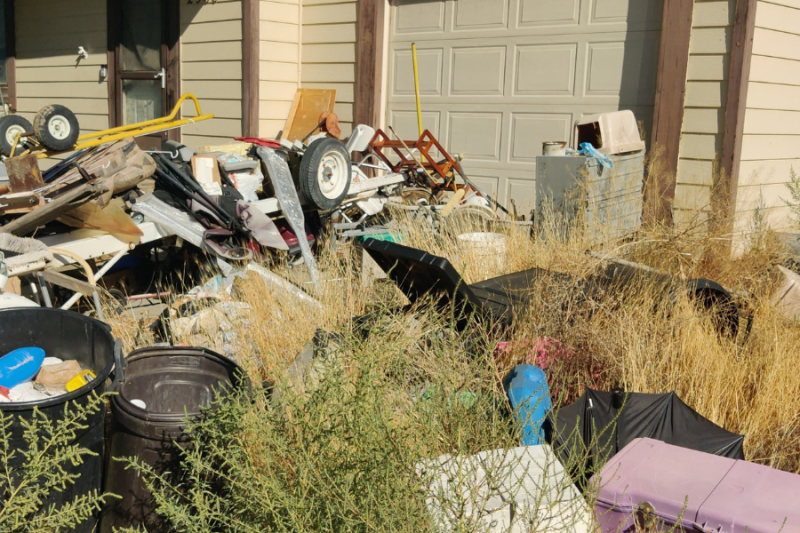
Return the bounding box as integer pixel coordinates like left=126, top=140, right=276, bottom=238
left=1, top=93, right=214, bottom=158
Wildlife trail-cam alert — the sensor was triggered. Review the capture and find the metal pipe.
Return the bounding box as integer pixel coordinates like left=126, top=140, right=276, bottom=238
left=412, top=43, right=425, bottom=163
left=387, top=125, right=433, bottom=186
left=28, top=280, right=41, bottom=306
left=36, top=273, right=53, bottom=308
left=92, top=291, right=105, bottom=321
left=412, top=43, right=423, bottom=137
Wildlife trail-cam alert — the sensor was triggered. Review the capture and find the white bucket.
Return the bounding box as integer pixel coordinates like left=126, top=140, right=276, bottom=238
left=457, top=232, right=506, bottom=279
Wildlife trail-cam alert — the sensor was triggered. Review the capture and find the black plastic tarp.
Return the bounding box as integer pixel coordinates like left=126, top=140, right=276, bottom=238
left=546, top=388, right=745, bottom=483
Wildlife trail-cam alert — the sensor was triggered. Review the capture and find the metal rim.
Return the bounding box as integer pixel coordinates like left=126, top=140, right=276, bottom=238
left=450, top=204, right=497, bottom=220
left=5, top=124, right=26, bottom=145
left=317, top=149, right=349, bottom=199
left=47, top=114, right=71, bottom=140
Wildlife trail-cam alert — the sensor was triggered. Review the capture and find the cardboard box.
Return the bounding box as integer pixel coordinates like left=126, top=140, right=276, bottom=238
left=191, top=155, right=222, bottom=196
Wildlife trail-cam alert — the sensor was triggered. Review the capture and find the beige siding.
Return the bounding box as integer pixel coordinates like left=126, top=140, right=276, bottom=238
left=180, top=0, right=245, bottom=148
left=301, top=0, right=357, bottom=137
left=260, top=0, right=301, bottom=137
left=14, top=0, right=110, bottom=143
left=734, top=0, right=800, bottom=233
left=674, top=0, right=735, bottom=222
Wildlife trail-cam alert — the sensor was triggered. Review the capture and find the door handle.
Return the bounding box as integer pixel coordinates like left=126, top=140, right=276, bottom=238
left=155, top=68, right=166, bottom=89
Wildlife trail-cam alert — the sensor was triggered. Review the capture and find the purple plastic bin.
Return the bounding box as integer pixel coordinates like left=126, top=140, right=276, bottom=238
left=594, top=438, right=800, bottom=533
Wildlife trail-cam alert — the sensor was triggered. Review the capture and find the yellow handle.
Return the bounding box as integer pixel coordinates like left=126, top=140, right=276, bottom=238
left=412, top=43, right=423, bottom=137
left=9, top=93, right=215, bottom=158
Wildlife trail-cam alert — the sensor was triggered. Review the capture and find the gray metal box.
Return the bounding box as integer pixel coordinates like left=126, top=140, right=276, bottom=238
left=535, top=151, right=645, bottom=242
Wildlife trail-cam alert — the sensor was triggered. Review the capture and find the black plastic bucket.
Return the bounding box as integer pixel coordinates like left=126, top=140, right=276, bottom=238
left=0, top=307, right=118, bottom=533
left=100, top=346, right=246, bottom=532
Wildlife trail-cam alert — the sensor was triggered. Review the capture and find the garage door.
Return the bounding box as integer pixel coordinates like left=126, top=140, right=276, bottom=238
left=386, top=0, right=663, bottom=217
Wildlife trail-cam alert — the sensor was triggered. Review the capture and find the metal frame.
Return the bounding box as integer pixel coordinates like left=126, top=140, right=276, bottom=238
left=10, top=93, right=213, bottom=158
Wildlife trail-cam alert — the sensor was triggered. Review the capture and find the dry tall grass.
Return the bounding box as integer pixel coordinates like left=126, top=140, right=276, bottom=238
left=107, top=200, right=800, bottom=475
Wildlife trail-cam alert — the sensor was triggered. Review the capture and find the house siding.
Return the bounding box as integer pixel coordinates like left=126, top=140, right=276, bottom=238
left=259, top=0, right=301, bottom=138
left=14, top=0, right=110, bottom=141
left=301, top=0, right=357, bottom=137
left=180, top=0, right=245, bottom=148
left=734, top=0, right=800, bottom=233
left=673, top=0, right=735, bottom=227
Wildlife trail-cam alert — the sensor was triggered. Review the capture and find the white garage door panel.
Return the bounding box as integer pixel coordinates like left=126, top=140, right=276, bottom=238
left=387, top=0, right=662, bottom=215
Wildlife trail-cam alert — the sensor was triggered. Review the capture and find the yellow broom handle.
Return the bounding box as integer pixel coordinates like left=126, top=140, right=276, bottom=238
left=412, top=43, right=425, bottom=163
left=412, top=43, right=423, bottom=136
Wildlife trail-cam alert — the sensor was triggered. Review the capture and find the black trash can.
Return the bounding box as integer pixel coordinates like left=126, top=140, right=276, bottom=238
left=0, top=307, right=118, bottom=533
left=100, top=346, right=247, bottom=532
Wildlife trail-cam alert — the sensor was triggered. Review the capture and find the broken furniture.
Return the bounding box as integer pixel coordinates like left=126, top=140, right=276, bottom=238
left=418, top=445, right=591, bottom=533
left=0, top=234, right=108, bottom=317
left=0, top=139, right=161, bottom=314
left=0, top=138, right=156, bottom=235
left=548, top=388, right=744, bottom=487
left=369, top=128, right=501, bottom=216
left=594, top=438, right=800, bottom=533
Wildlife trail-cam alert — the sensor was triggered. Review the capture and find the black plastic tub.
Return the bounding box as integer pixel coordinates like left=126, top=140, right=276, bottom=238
left=100, top=346, right=247, bottom=532
left=0, top=307, right=118, bottom=533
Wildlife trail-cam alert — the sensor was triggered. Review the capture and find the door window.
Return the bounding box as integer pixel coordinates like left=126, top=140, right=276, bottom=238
left=122, top=79, right=162, bottom=124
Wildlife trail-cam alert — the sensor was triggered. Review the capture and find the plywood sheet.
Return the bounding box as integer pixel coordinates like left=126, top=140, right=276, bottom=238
left=280, top=88, right=336, bottom=142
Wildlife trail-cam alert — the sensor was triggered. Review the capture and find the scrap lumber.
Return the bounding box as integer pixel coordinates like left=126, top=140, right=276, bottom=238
left=280, top=89, right=336, bottom=143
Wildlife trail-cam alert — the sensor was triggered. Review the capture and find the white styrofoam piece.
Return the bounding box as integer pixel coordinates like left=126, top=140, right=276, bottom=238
left=418, top=445, right=590, bottom=533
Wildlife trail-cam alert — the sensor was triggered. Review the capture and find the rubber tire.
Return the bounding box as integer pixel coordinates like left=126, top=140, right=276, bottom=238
left=33, top=104, right=80, bottom=152
left=299, top=138, right=352, bottom=211
left=0, top=115, right=33, bottom=157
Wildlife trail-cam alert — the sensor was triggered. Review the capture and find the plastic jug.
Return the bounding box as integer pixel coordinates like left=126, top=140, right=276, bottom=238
left=0, top=347, right=46, bottom=389
left=504, top=364, right=552, bottom=446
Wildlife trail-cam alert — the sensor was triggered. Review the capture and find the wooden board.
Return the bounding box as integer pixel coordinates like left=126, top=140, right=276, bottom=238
left=280, top=88, right=336, bottom=143
left=6, top=154, right=44, bottom=192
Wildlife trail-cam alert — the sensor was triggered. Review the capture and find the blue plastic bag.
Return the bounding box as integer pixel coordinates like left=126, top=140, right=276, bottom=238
left=578, top=142, right=614, bottom=169
left=504, top=364, right=553, bottom=446
left=0, top=347, right=46, bottom=389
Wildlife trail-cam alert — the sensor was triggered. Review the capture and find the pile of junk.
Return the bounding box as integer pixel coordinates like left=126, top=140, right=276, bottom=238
left=0, top=92, right=510, bottom=316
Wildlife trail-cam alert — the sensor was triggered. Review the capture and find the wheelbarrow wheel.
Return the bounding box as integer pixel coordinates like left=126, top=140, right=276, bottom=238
left=33, top=104, right=80, bottom=152
left=0, top=115, right=33, bottom=157
left=299, top=137, right=352, bottom=211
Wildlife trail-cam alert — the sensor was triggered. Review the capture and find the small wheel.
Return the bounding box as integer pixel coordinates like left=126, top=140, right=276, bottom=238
left=33, top=104, right=80, bottom=152
left=401, top=187, right=435, bottom=206
left=0, top=115, right=33, bottom=157
left=441, top=205, right=497, bottom=234
left=299, top=138, right=352, bottom=211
